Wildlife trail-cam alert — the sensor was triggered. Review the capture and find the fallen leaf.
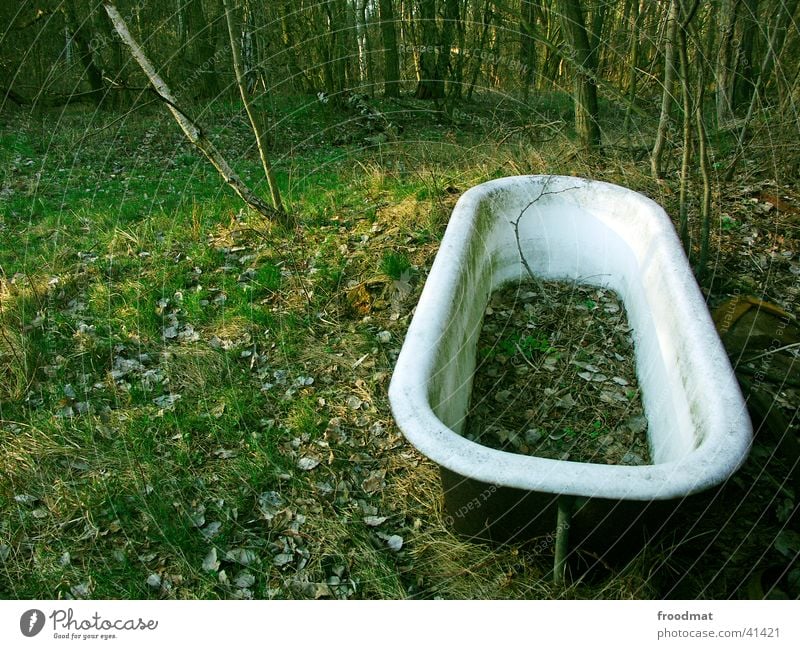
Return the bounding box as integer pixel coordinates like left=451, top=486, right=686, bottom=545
left=297, top=457, right=321, bottom=471
left=201, top=521, right=222, bottom=539
left=226, top=548, right=257, bottom=566
left=153, top=393, right=181, bottom=409
left=273, top=553, right=293, bottom=567
left=233, top=571, right=255, bottom=588
left=202, top=548, right=219, bottom=572
left=364, top=516, right=388, bottom=527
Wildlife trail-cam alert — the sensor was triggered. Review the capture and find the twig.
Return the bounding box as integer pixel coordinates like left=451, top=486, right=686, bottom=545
left=510, top=178, right=581, bottom=299
left=742, top=342, right=800, bottom=364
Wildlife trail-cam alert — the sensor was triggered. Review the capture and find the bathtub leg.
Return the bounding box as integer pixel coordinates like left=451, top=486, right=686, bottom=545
left=553, top=495, right=574, bottom=586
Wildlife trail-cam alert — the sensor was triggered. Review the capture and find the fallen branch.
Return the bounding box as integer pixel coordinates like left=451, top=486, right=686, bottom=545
left=102, top=1, right=285, bottom=226
left=742, top=342, right=800, bottom=364
left=510, top=177, right=581, bottom=300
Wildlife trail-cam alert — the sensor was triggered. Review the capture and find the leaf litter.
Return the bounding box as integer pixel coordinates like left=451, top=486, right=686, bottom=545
left=465, top=280, right=651, bottom=465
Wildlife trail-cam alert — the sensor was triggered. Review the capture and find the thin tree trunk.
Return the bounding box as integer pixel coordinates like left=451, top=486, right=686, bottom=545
left=439, top=0, right=459, bottom=101
left=588, top=0, right=607, bottom=75
left=62, top=2, right=105, bottom=105
left=722, top=2, right=784, bottom=181
left=358, top=0, right=375, bottom=96
left=379, top=0, right=401, bottom=97
left=760, top=0, right=800, bottom=96
left=279, top=2, right=308, bottom=92
left=696, top=62, right=712, bottom=280
left=415, top=0, right=443, bottom=99
left=102, top=1, right=283, bottom=225
left=186, top=0, right=219, bottom=98
left=521, top=1, right=538, bottom=101
left=222, top=0, right=288, bottom=223
left=716, top=0, right=742, bottom=127
left=623, top=0, right=640, bottom=131
left=559, top=0, right=601, bottom=153
left=447, top=0, right=466, bottom=101
left=678, top=21, right=692, bottom=252
left=466, top=0, right=492, bottom=101
left=733, top=0, right=759, bottom=112
left=651, top=0, right=679, bottom=179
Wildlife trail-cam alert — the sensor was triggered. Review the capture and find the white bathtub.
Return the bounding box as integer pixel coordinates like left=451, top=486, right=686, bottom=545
left=388, top=175, right=751, bottom=545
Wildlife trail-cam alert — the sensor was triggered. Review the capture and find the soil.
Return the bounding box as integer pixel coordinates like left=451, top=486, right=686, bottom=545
left=465, top=279, right=652, bottom=465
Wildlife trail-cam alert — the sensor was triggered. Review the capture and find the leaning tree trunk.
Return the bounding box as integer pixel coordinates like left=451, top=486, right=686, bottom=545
left=222, top=0, right=289, bottom=224
left=102, top=1, right=284, bottom=225
left=651, top=0, right=679, bottom=179
left=559, top=0, right=601, bottom=153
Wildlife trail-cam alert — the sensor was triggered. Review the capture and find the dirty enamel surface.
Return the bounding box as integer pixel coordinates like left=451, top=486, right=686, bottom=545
left=389, top=175, right=751, bottom=501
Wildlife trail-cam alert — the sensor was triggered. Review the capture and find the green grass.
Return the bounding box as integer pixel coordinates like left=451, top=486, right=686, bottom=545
left=380, top=251, right=412, bottom=280
left=1, top=94, right=796, bottom=601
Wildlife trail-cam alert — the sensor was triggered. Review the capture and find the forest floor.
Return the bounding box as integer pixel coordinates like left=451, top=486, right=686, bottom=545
left=1, top=93, right=799, bottom=599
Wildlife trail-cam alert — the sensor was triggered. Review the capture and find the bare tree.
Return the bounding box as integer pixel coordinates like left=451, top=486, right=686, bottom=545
left=102, top=1, right=285, bottom=225
left=651, top=0, right=680, bottom=179
left=222, top=0, right=288, bottom=223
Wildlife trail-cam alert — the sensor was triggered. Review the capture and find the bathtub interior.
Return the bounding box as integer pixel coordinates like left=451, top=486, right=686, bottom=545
left=426, top=179, right=704, bottom=468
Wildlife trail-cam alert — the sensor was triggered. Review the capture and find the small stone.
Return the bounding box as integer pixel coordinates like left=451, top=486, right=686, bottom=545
left=622, top=452, right=645, bottom=465
left=233, top=571, right=255, bottom=588
left=202, top=548, right=219, bottom=572
left=274, top=553, right=293, bottom=567
left=297, top=457, right=321, bottom=471
left=146, top=574, right=161, bottom=589
left=626, top=415, right=647, bottom=435
left=364, top=516, right=388, bottom=527
left=524, top=429, right=542, bottom=444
